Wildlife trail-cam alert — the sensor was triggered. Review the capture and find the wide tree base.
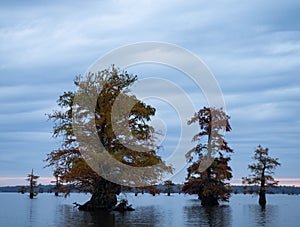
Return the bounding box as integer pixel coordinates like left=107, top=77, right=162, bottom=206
left=29, top=192, right=34, bottom=199
left=74, top=178, right=121, bottom=211
left=74, top=198, right=135, bottom=212
left=259, top=192, right=266, bottom=206
left=200, top=196, right=219, bottom=206
left=74, top=193, right=118, bottom=211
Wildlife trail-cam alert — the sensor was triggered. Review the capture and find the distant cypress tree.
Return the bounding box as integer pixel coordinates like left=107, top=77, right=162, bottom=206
left=163, top=180, right=175, bottom=196
left=242, top=145, right=280, bottom=206
left=26, top=169, right=39, bottom=199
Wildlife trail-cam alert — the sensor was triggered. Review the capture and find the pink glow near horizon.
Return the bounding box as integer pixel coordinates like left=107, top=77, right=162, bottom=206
left=0, top=177, right=56, bottom=186
left=231, top=178, right=300, bottom=186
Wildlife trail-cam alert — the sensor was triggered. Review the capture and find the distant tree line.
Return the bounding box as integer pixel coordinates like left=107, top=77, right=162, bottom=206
left=6, top=184, right=300, bottom=195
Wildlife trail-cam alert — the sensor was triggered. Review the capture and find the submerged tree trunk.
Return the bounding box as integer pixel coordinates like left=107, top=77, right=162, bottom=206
left=259, top=190, right=266, bottom=206
left=200, top=195, right=219, bottom=206
left=29, top=170, right=35, bottom=199
left=199, top=168, right=219, bottom=206
left=78, top=178, right=121, bottom=211
left=259, top=185, right=266, bottom=206
left=259, top=172, right=266, bottom=206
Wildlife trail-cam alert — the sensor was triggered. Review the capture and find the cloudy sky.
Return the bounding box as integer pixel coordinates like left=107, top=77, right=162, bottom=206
left=0, top=0, right=299, bottom=186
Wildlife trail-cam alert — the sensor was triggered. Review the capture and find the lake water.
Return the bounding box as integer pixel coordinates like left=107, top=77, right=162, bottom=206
left=0, top=193, right=299, bottom=226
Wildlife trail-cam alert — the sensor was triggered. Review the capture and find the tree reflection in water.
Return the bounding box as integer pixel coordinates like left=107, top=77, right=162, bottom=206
left=2, top=194, right=297, bottom=226
left=56, top=205, right=161, bottom=226
left=114, top=206, right=160, bottom=226
left=184, top=204, right=232, bottom=227
left=246, top=204, right=278, bottom=227
left=56, top=205, right=115, bottom=227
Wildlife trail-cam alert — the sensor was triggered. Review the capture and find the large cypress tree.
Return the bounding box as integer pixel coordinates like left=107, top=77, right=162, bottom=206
left=46, top=66, right=171, bottom=210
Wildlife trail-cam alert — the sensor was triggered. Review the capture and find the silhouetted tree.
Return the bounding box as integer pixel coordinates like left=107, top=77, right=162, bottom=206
left=147, top=185, right=161, bottom=196
left=182, top=107, right=233, bottom=206
left=26, top=169, right=39, bottom=199
left=51, top=170, right=63, bottom=196
left=18, top=186, right=28, bottom=194
left=242, top=145, right=280, bottom=206
left=163, top=180, right=175, bottom=196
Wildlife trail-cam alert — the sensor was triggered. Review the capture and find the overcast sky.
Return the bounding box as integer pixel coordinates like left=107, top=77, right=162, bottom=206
left=0, top=0, right=299, bottom=186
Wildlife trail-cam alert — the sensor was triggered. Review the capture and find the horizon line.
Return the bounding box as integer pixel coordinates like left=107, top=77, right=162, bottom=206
left=0, top=177, right=300, bottom=187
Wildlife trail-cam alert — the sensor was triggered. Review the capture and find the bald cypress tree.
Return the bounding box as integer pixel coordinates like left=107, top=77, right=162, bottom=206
left=26, top=169, right=39, bottom=199
left=46, top=66, right=171, bottom=210
left=182, top=107, right=233, bottom=206
left=242, top=145, right=280, bottom=206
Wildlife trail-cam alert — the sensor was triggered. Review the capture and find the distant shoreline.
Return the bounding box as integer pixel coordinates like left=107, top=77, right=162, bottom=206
left=1, top=184, right=300, bottom=195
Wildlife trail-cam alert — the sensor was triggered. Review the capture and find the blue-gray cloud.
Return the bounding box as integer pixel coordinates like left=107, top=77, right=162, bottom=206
left=0, top=0, right=299, bottom=185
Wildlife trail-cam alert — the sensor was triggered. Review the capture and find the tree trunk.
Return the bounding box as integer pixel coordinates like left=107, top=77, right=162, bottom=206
left=200, top=168, right=219, bottom=206
left=78, top=178, right=121, bottom=211
left=259, top=171, right=266, bottom=206
left=167, top=186, right=171, bottom=196
left=259, top=188, right=266, bottom=206
left=200, top=196, right=219, bottom=206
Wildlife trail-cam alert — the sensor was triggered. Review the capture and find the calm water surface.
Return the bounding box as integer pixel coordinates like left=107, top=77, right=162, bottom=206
left=0, top=193, right=299, bottom=226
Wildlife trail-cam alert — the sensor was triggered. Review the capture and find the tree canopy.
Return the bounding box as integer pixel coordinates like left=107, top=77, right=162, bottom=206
left=242, top=145, right=280, bottom=206
left=182, top=107, right=233, bottom=206
left=45, top=66, right=171, bottom=210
